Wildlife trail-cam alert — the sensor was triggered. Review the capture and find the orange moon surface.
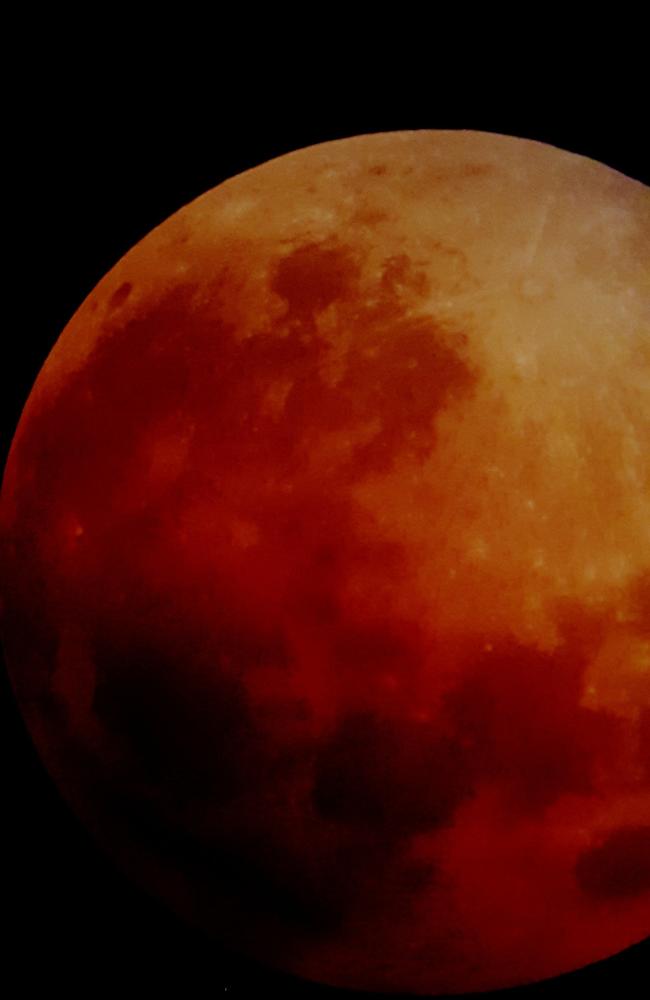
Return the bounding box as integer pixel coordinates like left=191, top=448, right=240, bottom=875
left=1, top=130, right=649, bottom=995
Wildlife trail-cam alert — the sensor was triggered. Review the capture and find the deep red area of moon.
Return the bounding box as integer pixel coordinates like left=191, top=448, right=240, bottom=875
left=1, top=132, right=649, bottom=995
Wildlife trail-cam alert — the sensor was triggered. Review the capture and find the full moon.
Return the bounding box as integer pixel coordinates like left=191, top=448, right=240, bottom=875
left=1, top=131, right=649, bottom=995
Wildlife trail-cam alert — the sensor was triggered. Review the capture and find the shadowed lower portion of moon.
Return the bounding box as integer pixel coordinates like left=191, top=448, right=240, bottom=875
left=1, top=131, right=650, bottom=995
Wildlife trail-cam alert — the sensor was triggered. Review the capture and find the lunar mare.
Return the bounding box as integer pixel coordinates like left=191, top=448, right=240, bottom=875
left=1, top=131, right=649, bottom=995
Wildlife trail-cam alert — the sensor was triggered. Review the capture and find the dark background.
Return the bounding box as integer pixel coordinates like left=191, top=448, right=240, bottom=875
left=3, top=52, right=649, bottom=999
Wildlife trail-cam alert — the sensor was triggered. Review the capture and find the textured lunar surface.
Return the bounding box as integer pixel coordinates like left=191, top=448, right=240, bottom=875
left=1, top=131, right=649, bottom=995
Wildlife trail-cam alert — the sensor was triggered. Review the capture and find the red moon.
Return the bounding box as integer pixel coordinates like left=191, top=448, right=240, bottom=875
left=1, top=131, right=649, bottom=995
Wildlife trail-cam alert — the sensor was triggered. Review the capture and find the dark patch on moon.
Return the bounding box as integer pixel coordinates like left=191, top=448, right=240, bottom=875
left=313, top=710, right=474, bottom=836
left=271, top=242, right=361, bottom=318
left=445, top=635, right=625, bottom=813
left=575, top=825, right=650, bottom=899
left=108, top=281, right=133, bottom=311
left=91, top=634, right=262, bottom=801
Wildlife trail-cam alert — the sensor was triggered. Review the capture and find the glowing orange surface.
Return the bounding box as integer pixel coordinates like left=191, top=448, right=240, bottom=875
left=1, top=131, right=649, bottom=994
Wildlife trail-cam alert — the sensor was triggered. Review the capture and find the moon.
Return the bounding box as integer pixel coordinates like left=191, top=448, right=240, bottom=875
left=1, top=130, right=649, bottom=995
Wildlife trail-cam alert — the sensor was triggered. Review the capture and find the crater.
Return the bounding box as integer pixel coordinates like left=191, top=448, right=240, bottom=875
left=107, top=281, right=133, bottom=312
left=575, top=825, right=650, bottom=900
